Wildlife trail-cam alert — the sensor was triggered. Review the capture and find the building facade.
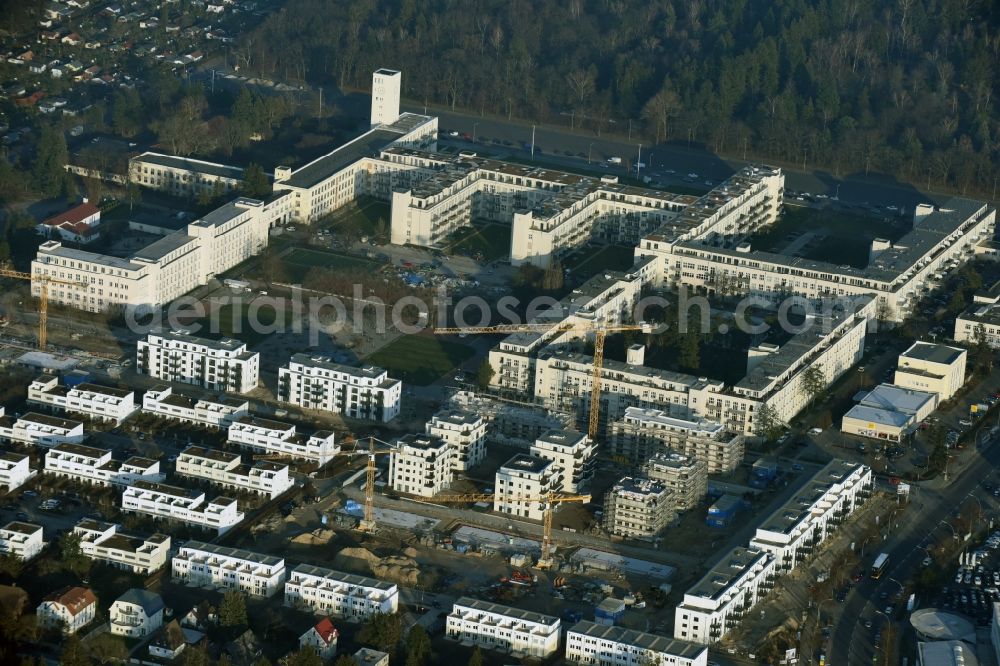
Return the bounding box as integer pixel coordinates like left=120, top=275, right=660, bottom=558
left=0, top=451, right=36, bottom=492
left=425, top=409, right=487, bottom=471
left=0, top=409, right=85, bottom=448
left=73, top=519, right=170, bottom=574
left=28, top=376, right=137, bottom=424
left=643, top=450, right=708, bottom=512
left=494, top=454, right=559, bottom=521
left=45, top=443, right=163, bottom=487
left=610, top=408, right=744, bottom=474
left=0, top=521, right=44, bottom=560
left=388, top=434, right=455, bottom=497
left=602, top=476, right=675, bottom=540
left=284, top=564, right=399, bottom=620
left=529, top=429, right=596, bottom=493
left=277, top=353, right=401, bottom=423
left=121, top=481, right=244, bottom=534
left=894, top=341, right=967, bottom=401
left=129, top=152, right=245, bottom=198
left=175, top=446, right=294, bottom=498
left=227, top=416, right=340, bottom=464
left=110, top=589, right=164, bottom=638
left=445, top=597, right=561, bottom=658
left=172, top=541, right=287, bottom=598
left=567, top=620, right=708, bottom=666
left=141, top=385, right=250, bottom=429
left=37, top=587, right=97, bottom=635
left=137, top=330, right=260, bottom=394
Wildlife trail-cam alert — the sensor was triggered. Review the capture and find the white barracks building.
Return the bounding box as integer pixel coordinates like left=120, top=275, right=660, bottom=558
left=228, top=415, right=340, bottom=464
left=137, top=330, right=260, bottom=394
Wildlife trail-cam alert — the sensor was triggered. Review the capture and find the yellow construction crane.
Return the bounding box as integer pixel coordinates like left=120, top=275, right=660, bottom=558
left=0, top=266, right=88, bottom=350
left=431, top=492, right=591, bottom=567
left=435, top=320, right=652, bottom=438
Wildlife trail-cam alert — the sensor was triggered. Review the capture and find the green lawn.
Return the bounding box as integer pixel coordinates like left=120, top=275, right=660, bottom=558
left=196, top=302, right=293, bottom=346
left=282, top=247, right=380, bottom=281
left=368, top=335, right=476, bottom=386
left=751, top=206, right=909, bottom=268
left=444, top=223, right=512, bottom=261
left=564, top=244, right=638, bottom=278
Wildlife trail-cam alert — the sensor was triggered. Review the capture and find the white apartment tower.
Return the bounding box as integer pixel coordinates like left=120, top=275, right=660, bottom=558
left=278, top=353, right=401, bottom=423
left=388, top=434, right=455, bottom=497
left=530, top=429, right=596, bottom=494
left=371, top=69, right=401, bottom=126
left=426, top=409, right=487, bottom=471
left=137, top=330, right=260, bottom=394
left=494, top=454, right=559, bottom=521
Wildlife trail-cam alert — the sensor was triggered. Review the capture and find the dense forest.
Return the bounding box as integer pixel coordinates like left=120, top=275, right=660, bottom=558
left=242, top=0, right=1000, bottom=193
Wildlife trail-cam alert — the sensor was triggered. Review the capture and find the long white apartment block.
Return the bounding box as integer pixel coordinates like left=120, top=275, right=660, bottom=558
left=31, top=194, right=291, bottom=314
left=175, top=446, right=294, bottom=498
left=0, top=521, right=44, bottom=560
left=749, top=460, right=872, bottom=573
left=494, top=454, right=559, bottom=521
left=129, top=152, right=245, bottom=198
left=530, top=429, right=596, bottom=494
left=28, top=376, right=137, bottom=424
left=0, top=408, right=85, bottom=448
left=955, top=283, right=1000, bottom=348
left=445, top=597, right=561, bottom=658
left=73, top=519, right=170, bottom=574
left=284, top=564, right=399, bottom=620
left=602, top=476, right=675, bottom=540
left=567, top=620, right=708, bottom=666
left=425, top=409, right=487, bottom=471
left=637, top=193, right=995, bottom=322
left=0, top=451, right=36, bottom=492
left=673, top=546, right=776, bottom=645
left=388, top=434, right=454, bottom=497
left=643, top=450, right=708, bottom=512
left=142, top=385, right=250, bottom=429
left=121, top=481, right=244, bottom=534
left=277, top=353, right=401, bottom=423
left=489, top=269, right=645, bottom=394
left=228, top=415, right=339, bottom=464
left=137, top=330, right=260, bottom=394
left=172, top=541, right=287, bottom=598
left=611, top=408, right=744, bottom=473
left=45, top=443, right=163, bottom=487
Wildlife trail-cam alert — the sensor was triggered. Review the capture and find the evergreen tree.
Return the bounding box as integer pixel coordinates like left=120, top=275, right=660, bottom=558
left=467, top=646, right=484, bottom=666
left=219, top=590, right=248, bottom=627
left=405, top=625, right=432, bottom=666
left=32, top=126, right=69, bottom=197
left=475, top=360, right=494, bottom=389
left=242, top=163, right=271, bottom=198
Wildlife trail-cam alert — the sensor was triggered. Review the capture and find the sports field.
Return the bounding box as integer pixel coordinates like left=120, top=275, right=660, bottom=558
left=368, top=335, right=476, bottom=386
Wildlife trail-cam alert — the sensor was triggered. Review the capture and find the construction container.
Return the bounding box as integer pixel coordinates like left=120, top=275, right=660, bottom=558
left=595, top=597, right=626, bottom=626
left=706, top=494, right=745, bottom=528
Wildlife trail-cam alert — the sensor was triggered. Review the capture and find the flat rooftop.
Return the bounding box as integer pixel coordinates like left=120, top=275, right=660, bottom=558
left=453, top=597, right=559, bottom=627
left=499, top=454, right=553, bottom=475
left=132, top=233, right=197, bottom=262
left=20, top=412, right=82, bottom=429
left=685, top=546, right=771, bottom=601
left=569, top=620, right=706, bottom=660
left=859, top=383, right=937, bottom=414
left=288, top=353, right=389, bottom=380
left=291, top=563, right=397, bottom=591
left=133, top=152, right=244, bottom=180
left=152, top=329, right=248, bottom=352
left=179, top=540, right=283, bottom=566
left=279, top=128, right=404, bottom=190
left=36, top=243, right=143, bottom=271
left=843, top=404, right=911, bottom=428
left=900, top=341, right=965, bottom=365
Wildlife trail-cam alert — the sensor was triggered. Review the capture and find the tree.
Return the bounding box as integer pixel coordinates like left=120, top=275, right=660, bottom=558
left=542, top=261, right=564, bottom=292
left=800, top=365, right=827, bottom=408
left=475, top=360, right=494, bottom=390
left=59, top=532, right=91, bottom=578
left=60, top=634, right=92, bottom=666
left=358, top=612, right=403, bottom=652
left=126, top=180, right=142, bottom=212
left=219, top=590, right=248, bottom=627
left=467, top=646, right=484, bottom=666
left=87, top=634, right=127, bottom=664
left=0, top=553, right=24, bottom=578
left=972, top=324, right=994, bottom=373
left=241, top=163, right=271, bottom=199
left=180, top=645, right=211, bottom=666
left=287, top=648, right=324, bottom=666
left=678, top=333, right=700, bottom=371
left=405, top=625, right=432, bottom=666
left=333, top=657, right=359, bottom=666
left=755, top=404, right=784, bottom=442
left=32, top=126, right=69, bottom=197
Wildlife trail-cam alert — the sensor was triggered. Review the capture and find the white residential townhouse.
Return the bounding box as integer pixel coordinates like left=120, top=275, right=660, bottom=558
left=277, top=353, right=402, bottom=423
left=137, top=330, right=260, bottom=394
left=445, top=597, right=561, bottom=658
left=284, top=564, right=399, bottom=620
left=45, top=443, right=163, bottom=487
left=228, top=415, right=340, bottom=465
left=28, top=376, right=137, bottom=424
left=494, top=454, right=560, bottom=521
left=172, top=541, right=287, bottom=598
left=388, top=434, right=455, bottom=497
left=567, top=620, right=708, bottom=666
left=73, top=519, right=170, bottom=574
left=110, top=589, right=164, bottom=638
left=175, top=446, right=294, bottom=498
left=37, top=587, right=98, bottom=635
left=0, top=451, right=36, bottom=492
left=0, top=408, right=84, bottom=448
left=141, top=385, right=250, bottom=429
left=0, top=521, right=44, bottom=560
left=425, top=409, right=487, bottom=471
left=121, top=481, right=244, bottom=534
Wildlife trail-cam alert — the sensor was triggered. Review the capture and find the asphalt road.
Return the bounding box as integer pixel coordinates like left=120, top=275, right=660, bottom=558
left=829, top=437, right=1000, bottom=665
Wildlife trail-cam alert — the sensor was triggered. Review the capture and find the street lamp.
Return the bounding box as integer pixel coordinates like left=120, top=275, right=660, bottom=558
left=588, top=142, right=593, bottom=165
left=872, top=609, right=893, bottom=666
left=472, top=122, right=479, bottom=144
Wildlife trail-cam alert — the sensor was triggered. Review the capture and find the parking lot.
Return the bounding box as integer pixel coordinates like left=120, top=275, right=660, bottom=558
left=930, top=528, right=1000, bottom=625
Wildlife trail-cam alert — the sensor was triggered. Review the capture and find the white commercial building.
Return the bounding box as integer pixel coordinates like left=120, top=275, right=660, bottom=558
left=73, top=519, right=170, bottom=574
left=494, top=454, right=559, bottom=521
left=610, top=408, right=744, bottom=473
left=228, top=415, right=339, bottom=465
left=137, top=329, right=260, bottom=394
left=0, top=521, right=44, bottom=560
left=277, top=353, right=402, bottom=423
left=388, top=434, right=454, bottom=497
left=425, top=409, right=487, bottom=471
left=530, top=429, right=596, bottom=494
left=643, top=450, right=708, bottom=512
left=45, top=443, right=163, bottom=488
left=110, top=589, right=164, bottom=638
left=37, top=587, right=98, bottom=635
left=673, top=546, right=776, bottom=645
left=28, top=376, right=137, bottom=424
left=749, top=460, right=872, bottom=574
left=175, top=446, right=294, bottom=498
left=0, top=451, right=36, bottom=492
left=894, top=341, right=967, bottom=401
left=602, top=476, right=675, bottom=540
left=172, top=541, right=287, bottom=598
left=567, top=620, right=708, bottom=666
left=31, top=194, right=290, bottom=314
left=141, top=385, right=250, bottom=429
left=121, top=481, right=244, bottom=534
left=445, top=597, right=561, bottom=658
left=129, top=152, right=245, bottom=198
left=0, top=409, right=84, bottom=448
left=639, top=196, right=995, bottom=323
left=841, top=384, right=938, bottom=442
left=284, top=564, right=399, bottom=620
